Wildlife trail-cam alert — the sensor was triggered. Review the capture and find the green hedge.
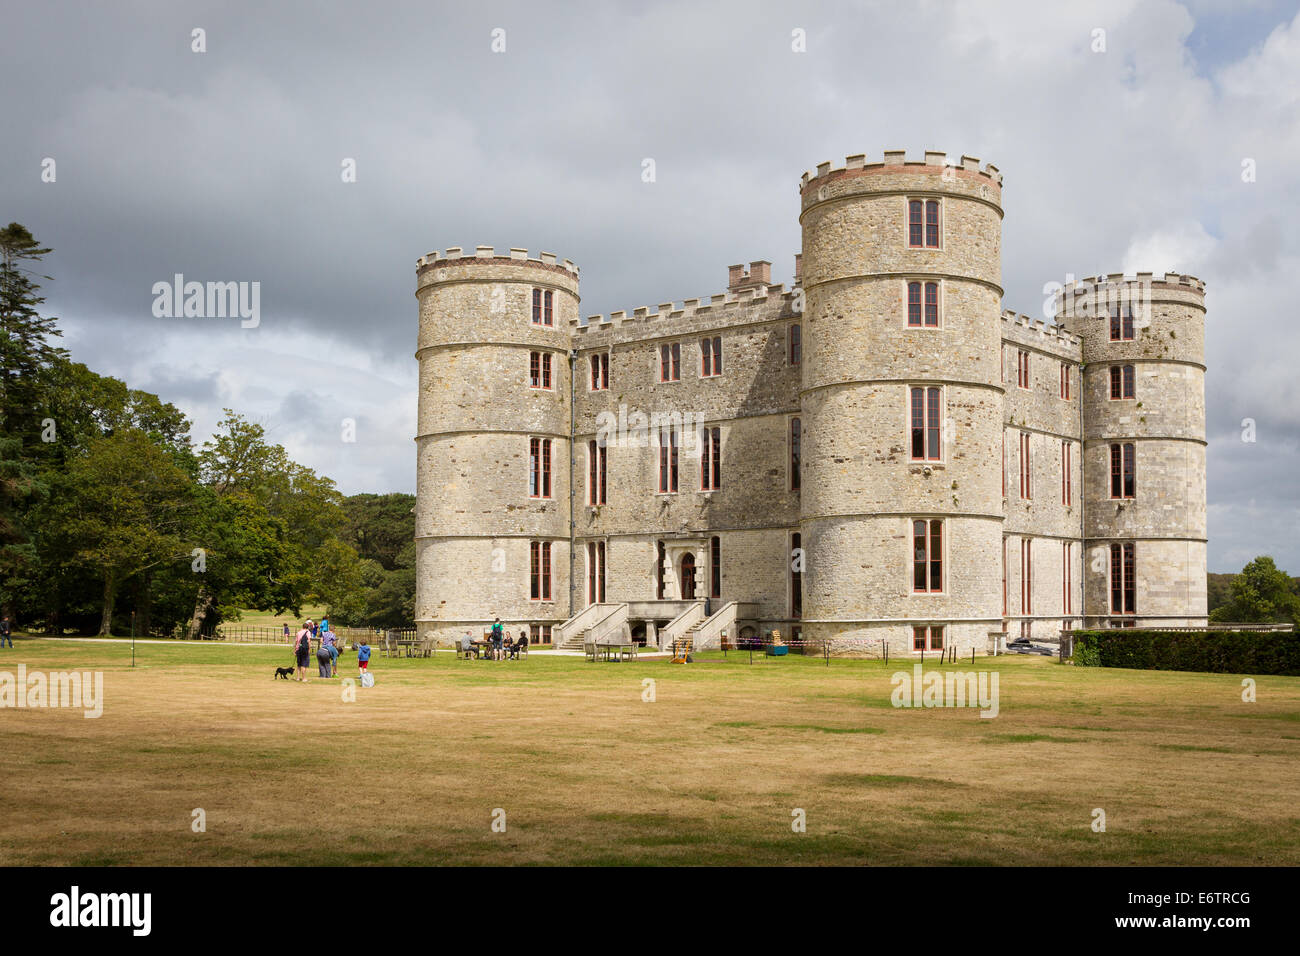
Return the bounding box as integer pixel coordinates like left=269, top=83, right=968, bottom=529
left=1071, top=629, right=1300, bottom=675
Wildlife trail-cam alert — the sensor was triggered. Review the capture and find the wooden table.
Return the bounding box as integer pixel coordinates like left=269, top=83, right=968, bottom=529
left=596, top=642, right=636, bottom=661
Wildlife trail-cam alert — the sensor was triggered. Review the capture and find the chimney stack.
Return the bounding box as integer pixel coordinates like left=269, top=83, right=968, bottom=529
left=727, top=260, right=773, bottom=292
left=794, top=253, right=802, bottom=283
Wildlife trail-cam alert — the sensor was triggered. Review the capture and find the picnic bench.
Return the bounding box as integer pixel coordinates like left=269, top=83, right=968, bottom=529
left=588, top=640, right=637, bottom=662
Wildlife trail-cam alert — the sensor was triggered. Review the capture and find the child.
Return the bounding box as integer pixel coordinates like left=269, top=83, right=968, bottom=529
left=357, top=637, right=371, bottom=677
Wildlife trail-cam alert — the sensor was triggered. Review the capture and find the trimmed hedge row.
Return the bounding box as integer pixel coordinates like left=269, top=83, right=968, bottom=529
left=1071, top=629, right=1300, bottom=675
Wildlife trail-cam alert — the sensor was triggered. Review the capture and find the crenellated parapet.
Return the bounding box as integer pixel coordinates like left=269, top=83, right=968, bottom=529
left=416, top=246, right=579, bottom=277
left=1000, top=309, right=1083, bottom=362
left=572, top=284, right=799, bottom=339
left=799, top=149, right=1002, bottom=191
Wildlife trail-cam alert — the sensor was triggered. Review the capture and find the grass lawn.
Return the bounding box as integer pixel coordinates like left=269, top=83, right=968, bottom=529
left=2, top=638, right=1298, bottom=866
left=223, top=606, right=328, bottom=630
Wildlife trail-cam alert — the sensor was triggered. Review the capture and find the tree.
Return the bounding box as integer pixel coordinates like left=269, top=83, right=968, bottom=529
left=0, top=224, right=66, bottom=619
left=191, top=411, right=349, bottom=627
left=41, top=430, right=198, bottom=634
left=0, top=223, right=67, bottom=436
left=1209, top=556, right=1300, bottom=625
left=342, top=493, right=416, bottom=570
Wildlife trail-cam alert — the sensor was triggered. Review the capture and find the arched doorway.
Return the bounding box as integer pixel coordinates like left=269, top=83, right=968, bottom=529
left=680, top=553, right=697, bottom=600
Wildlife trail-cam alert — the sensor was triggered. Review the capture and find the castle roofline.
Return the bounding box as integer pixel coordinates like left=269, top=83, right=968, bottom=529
left=800, top=149, right=1002, bottom=189
left=1062, top=272, right=1205, bottom=293
left=1000, top=309, right=1083, bottom=348
left=416, top=246, right=579, bottom=276
left=573, top=282, right=798, bottom=332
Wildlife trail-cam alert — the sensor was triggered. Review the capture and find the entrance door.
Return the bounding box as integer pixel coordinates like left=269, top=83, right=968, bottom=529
left=680, top=553, right=697, bottom=600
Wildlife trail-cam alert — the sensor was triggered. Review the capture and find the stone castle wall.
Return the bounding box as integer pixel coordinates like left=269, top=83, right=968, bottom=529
left=412, top=155, right=1209, bottom=651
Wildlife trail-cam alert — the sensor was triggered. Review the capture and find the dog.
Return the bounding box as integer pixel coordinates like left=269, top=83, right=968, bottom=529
left=274, top=666, right=294, bottom=680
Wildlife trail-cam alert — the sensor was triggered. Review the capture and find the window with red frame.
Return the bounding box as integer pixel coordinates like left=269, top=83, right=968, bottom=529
left=530, top=541, right=552, bottom=601
left=790, top=417, right=801, bottom=491
left=912, top=519, right=943, bottom=593
left=1109, top=364, right=1135, bottom=399
left=700, top=427, right=721, bottom=490
left=1061, top=440, right=1072, bottom=506
left=657, top=427, right=679, bottom=493
left=700, top=336, right=722, bottom=377
left=1109, top=303, right=1134, bottom=341
left=1059, top=362, right=1071, bottom=399
left=529, top=351, right=552, bottom=389
left=912, top=625, right=944, bottom=651
left=1110, top=442, right=1135, bottom=499
left=1017, top=349, right=1030, bottom=389
left=789, top=323, right=801, bottom=365
left=906, top=281, right=940, bottom=327
left=655, top=540, right=666, bottom=599
left=1062, top=541, right=1073, bottom=615
left=531, top=288, right=554, bottom=327
left=587, top=540, right=606, bottom=605
left=1002, top=537, right=1008, bottom=616
left=1110, top=542, right=1136, bottom=614
left=907, top=199, right=941, bottom=248
left=710, top=536, right=721, bottom=599
left=1021, top=538, right=1033, bottom=613
left=910, top=386, right=941, bottom=461
left=529, top=437, right=552, bottom=499
left=1001, top=431, right=1006, bottom=497
left=1019, top=432, right=1032, bottom=499
left=588, top=440, right=606, bottom=505
left=790, top=532, right=803, bottom=617
left=589, top=353, right=609, bottom=390
left=659, top=343, right=681, bottom=382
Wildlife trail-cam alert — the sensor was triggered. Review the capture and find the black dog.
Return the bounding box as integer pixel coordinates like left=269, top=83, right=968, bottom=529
left=274, top=666, right=294, bottom=680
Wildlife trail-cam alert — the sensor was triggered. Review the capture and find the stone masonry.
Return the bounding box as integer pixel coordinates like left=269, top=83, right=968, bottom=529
left=414, top=152, right=1208, bottom=654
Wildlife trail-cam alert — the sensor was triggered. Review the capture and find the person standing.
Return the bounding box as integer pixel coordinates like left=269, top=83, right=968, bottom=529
left=316, top=637, right=332, bottom=678
left=357, top=637, right=372, bottom=676
left=282, top=622, right=290, bottom=642
left=294, top=623, right=312, bottom=681
left=321, top=627, right=339, bottom=677
left=0, top=616, right=12, bottom=649
left=490, top=616, right=504, bottom=661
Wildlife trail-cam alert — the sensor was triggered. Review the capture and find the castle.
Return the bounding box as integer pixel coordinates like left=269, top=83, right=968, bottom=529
left=413, top=149, right=1208, bottom=655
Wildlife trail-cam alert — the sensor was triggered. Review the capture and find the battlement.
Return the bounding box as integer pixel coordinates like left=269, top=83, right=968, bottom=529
left=1000, top=309, right=1082, bottom=349
left=571, top=282, right=797, bottom=333
left=416, top=246, right=579, bottom=276
left=1061, top=272, right=1205, bottom=295
left=800, top=149, right=1002, bottom=190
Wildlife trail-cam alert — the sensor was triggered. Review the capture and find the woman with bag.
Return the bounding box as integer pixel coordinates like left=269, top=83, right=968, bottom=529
left=294, top=622, right=312, bottom=681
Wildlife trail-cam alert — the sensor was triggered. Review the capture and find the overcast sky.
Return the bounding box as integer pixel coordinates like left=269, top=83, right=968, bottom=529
left=2, top=0, right=1298, bottom=573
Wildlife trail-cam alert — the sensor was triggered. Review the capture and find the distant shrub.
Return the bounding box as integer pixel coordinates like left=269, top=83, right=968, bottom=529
left=1071, top=630, right=1299, bottom=675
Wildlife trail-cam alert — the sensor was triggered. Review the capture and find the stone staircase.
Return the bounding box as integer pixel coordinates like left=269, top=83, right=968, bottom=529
left=556, top=603, right=627, bottom=650
left=684, top=601, right=761, bottom=651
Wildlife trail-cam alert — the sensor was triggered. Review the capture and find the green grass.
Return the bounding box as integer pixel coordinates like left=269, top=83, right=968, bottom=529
left=1, top=640, right=1298, bottom=865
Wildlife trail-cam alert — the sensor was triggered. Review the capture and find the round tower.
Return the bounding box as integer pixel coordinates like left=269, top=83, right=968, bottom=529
left=414, top=246, right=579, bottom=646
left=797, top=150, right=1005, bottom=655
left=1056, top=273, right=1207, bottom=627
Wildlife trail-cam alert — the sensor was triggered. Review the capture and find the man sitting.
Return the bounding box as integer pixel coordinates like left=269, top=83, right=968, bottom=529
left=460, top=631, right=479, bottom=659
left=507, top=632, right=529, bottom=660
